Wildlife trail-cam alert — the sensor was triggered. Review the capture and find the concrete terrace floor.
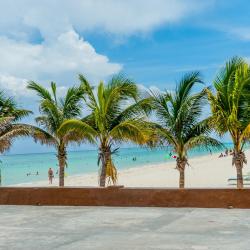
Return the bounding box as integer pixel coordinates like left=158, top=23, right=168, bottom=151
left=0, top=206, right=250, bottom=250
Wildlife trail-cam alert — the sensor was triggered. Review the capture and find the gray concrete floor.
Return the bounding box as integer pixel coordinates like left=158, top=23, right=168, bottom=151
left=0, top=206, right=250, bottom=250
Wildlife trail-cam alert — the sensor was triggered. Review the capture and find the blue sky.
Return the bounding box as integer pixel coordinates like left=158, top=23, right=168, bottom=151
left=0, top=0, right=250, bottom=154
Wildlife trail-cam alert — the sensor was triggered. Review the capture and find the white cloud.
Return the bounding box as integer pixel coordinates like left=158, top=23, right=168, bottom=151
left=0, top=30, right=121, bottom=96
left=137, top=83, right=166, bottom=96
left=0, top=75, right=69, bottom=99
left=0, top=75, right=29, bottom=97
left=0, top=0, right=211, bottom=97
left=0, top=0, right=211, bottom=39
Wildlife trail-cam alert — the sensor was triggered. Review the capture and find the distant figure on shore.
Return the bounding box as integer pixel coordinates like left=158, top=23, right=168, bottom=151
left=219, top=153, right=223, bottom=158
left=48, top=168, right=54, bottom=184
left=132, top=157, right=136, bottom=161
left=225, top=149, right=228, bottom=156
left=27, top=171, right=39, bottom=176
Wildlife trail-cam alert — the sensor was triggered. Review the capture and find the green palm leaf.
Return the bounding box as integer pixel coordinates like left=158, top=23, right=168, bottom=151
left=28, top=80, right=92, bottom=186
left=208, top=56, right=250, bottom=188
left=151, top=71, right=221, bottom=188
left=62, top=74, right=155, bottom=187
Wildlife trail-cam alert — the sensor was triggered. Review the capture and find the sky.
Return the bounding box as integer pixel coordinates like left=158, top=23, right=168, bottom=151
left=0, top=0, right=250, bottom=154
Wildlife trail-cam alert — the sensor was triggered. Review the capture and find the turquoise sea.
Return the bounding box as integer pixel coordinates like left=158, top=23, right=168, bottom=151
left=0, top=143, right=236, bottom=186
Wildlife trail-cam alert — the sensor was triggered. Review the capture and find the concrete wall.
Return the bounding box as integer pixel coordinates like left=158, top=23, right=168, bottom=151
left=0, top=187, right=250, bottom=208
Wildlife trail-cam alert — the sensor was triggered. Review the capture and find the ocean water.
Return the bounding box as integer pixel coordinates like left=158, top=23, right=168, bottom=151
left=0, top=143, right=235, bottom=186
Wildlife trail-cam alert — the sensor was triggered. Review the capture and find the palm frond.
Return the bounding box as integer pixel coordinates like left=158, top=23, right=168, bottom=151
left=29, top=80, right=91, bottom=149
left=0, top=123, right=35, bottom=153
left=79, top=74, right=98, bottom=110
left=0, top=91, right=31, bottom=121
left=208, top=57, right=250, bottom=149
left=110, top=118, right=154, bottom=145
left=111, top=97, right=153, bottom=128
left=154, top=126, right=178, bottom=148
left=58, top=119, right=98, bottom=143
left=184, top=136, right=224, bottom=152
left=27, top=81, right=53, bottom=101
left=150, top=71, right=219, bottom=158
left=62, top=86, right=84, bottom=118
left=51, top=82, right=57, bottom=103
left=31, top=127, right=58, bottom=146
left=175, top=71, right=203, bottom=106
left=104, top=74, right=138, bottom=115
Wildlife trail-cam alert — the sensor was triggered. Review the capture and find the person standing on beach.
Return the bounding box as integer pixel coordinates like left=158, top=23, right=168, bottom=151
left=48, top=168, right=54, bottom=184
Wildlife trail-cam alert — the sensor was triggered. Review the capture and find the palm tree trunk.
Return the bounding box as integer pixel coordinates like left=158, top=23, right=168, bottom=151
left=179, top=168, right=185, bottom=188
left=99, top=146, right=111, bottom=187
left=236, top=164, right=243, bottom=189
left=99, top=159, right=106, bottom=187
left=58, top=143, right=66, bottom=187
left=176, top=158, right=187, bottom=188
left=232, top=151, right=246, bottom=189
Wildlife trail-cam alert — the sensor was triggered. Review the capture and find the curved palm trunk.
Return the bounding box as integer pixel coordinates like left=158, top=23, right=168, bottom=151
left=176, top=158, right=187, bottom=188
left=232, top=151, right=246, bottom=189
left=58, top=142, right=66, bottom=187
left=99, top=146, right=111, bottom=187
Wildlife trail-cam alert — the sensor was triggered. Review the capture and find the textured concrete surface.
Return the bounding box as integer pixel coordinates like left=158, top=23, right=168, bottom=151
left=0, top=206, right=250, bottom=250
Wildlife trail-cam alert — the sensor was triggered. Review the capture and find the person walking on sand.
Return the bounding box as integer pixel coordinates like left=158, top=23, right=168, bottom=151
left=48, top=168, right=54, bottom=184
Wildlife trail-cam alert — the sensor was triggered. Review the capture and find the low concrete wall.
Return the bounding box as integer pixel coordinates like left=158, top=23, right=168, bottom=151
left=0, top=187, right=250, bottom=208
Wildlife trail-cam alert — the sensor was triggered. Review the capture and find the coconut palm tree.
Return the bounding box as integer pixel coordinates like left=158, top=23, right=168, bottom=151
left=27, top=81, right=93, bottom=186
left=151, top=72, right=222, bottom=188
left=207, top=57, right=250, bottom=189
left=0, top=91, right=32, bottom=153
left=58, top=74, right=153, bottom=187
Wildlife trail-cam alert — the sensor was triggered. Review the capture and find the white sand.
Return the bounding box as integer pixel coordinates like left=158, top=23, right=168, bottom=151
left=14, top=149, right=250, bottom=188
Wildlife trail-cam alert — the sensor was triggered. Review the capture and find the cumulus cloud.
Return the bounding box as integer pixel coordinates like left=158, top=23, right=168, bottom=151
left=0, top=0, right=211, bottom=39
left=137, top=83, right=164, bottom=94
left=0, top=0, right=211, bottom=97
left=0, top=75, right=29, bottom=97
left=0, top=30, right=121, bottom=96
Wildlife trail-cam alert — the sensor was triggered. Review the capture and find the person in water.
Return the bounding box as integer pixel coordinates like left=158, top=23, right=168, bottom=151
left=48, top=168, right=54, bottom=184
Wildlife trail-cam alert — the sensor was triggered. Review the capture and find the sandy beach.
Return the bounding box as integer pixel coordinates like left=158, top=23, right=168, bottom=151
left=13, top=149, right=250, bottom=188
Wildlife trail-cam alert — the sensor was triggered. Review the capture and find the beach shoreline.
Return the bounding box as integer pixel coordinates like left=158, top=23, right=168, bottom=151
left=11, top=149, right=250, bottom=188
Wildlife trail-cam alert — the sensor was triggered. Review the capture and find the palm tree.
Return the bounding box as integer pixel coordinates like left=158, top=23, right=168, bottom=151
left=207, top=57, right=250, bottom=189
left=27, top=81, right=92, bottom=186
left=0, top=91, right=32, bottom=153
left=151, top=72, right=222, bottom=188
left=58, top=74, right=153, bottom=187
